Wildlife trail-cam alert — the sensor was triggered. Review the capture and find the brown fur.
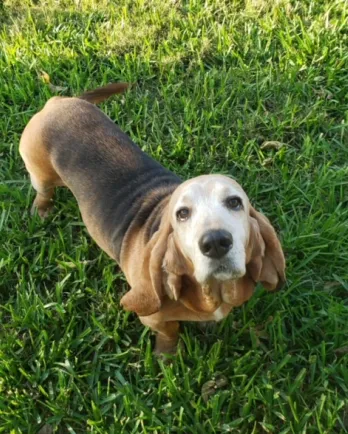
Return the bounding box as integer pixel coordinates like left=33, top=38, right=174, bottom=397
left=137, top=202, right=285, bottom=354
left=247, top=207, right=286, bottom=290
left=120, top=196, right=173, bottom=317
left=79, top=82, right=130, bottom=104
left=19, top=83, right=286, bottom=355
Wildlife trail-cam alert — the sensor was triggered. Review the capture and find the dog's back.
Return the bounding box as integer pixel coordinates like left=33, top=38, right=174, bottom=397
left=20, top=84, right=181, bottom=260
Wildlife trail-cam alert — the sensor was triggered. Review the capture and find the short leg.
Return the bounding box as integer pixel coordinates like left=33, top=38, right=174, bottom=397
left=19, top=111, right=65, bottom=219
left=30, top=175, right=55, bottom=219
left=140, top=317, right=180, bottom=355
left=154, top=321, right=180, bottom=355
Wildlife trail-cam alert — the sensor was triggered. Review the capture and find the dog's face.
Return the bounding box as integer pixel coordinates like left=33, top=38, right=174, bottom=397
left=121, top=174, right=285, bottom=317
left=169, top=175, right=250, bottom=285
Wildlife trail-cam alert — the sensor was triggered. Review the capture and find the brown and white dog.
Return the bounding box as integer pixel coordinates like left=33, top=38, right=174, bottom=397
left=19, top=83, right=285, bottom=354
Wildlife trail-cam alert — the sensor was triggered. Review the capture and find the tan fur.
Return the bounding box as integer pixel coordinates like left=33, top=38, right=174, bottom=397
left=248, top=207, right=286, bottom=290
left=163, top=234, right=193, bottom=300
left=79, top=82, right=129, bottom=104
left=19, top=110, right=65, bottom=218
left=136, top=203, right=285, bottom=354
left=19, top=83, right=286, bottom=355
left=163, top=230, right=223, bottom=313
left=120, top=195, right=173, bottom=316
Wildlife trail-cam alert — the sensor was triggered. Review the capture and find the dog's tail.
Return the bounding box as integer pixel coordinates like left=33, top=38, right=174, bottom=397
left=78, top=82, right=129, bottom=104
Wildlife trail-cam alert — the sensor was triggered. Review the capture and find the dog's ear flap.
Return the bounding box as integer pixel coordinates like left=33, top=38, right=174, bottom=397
left=222, top=273, right=256, bottom=307
left=246, top=206, right=286, bottom=291
left=246, top=215, right=266, bottom=283
left=162, top=234, right=192, bottom=301
left=120, top=209, right=172, bottom=317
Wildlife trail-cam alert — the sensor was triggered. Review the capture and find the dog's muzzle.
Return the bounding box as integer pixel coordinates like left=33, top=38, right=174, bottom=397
left=199, top=229, right=233, bottom=259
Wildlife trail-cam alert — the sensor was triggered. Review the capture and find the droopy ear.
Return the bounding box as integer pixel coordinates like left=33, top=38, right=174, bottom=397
left=162, top=234, right=192, bottom=301
left=120, top=210, right=172, bottom=317
left=164, top=236, right=224, bottom=312
left=221, top=273, right=256, bottom=307
left=246, top=206, right=286, bottom=291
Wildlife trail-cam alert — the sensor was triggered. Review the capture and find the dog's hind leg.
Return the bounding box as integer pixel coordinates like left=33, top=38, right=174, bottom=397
left=28, top=174, right=56, bottom=218
left=19, top=115, right=64, bottom=219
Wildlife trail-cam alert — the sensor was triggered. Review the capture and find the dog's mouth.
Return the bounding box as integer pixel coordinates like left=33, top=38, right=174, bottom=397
left=211, top=261, right=245, bottom=281
left=215, top=264, right=229, bottom=273
left=194, top=254, right=246, bottom=286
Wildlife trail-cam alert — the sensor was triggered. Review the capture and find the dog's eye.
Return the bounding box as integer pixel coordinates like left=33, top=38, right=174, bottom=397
left=225, top=196, right=243, bottom=210
left=176, top=207, right=190, bottom=221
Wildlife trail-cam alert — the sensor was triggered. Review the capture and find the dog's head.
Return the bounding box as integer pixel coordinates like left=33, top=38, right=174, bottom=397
left=121, top=175, right=285, bottom=316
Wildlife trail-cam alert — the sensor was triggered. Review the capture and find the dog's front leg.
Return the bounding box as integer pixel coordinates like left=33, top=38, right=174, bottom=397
left=139, top=316, right=180, bottom=355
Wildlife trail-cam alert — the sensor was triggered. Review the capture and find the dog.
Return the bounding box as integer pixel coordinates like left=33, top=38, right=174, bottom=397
left=19, top=83, right=286, bottom=354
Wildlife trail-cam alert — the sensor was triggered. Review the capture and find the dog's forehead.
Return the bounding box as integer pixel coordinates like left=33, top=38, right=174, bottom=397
left=174, top=175, right=247, bottom=202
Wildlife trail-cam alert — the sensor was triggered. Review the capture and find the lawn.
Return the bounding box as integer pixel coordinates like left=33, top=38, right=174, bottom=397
left=1, top=0, right=348, bottom=432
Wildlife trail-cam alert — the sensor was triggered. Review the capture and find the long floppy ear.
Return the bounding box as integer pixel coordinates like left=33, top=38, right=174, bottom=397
left=164, top=235, right=223, bottom=312
left=162, top=234, right=192, bottom=301
left=247, top=206, right=286, bottom=291
left=120, top=210, right=172, bottom=317
left=221, top=273, right=256, bottom=307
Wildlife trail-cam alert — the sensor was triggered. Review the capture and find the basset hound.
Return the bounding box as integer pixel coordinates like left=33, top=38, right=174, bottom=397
left=19, top=83, right=286, bottom=354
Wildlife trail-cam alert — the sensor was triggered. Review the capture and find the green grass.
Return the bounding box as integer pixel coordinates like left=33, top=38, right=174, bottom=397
left=1, top=0, right=348, bottom=432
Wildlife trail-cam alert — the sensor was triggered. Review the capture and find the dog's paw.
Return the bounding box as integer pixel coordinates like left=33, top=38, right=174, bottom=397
left=31, top=202, right=53, bottom=219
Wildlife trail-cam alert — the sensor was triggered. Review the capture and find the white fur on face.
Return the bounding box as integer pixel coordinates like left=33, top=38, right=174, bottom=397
left=170, top=175, right=251, bottom=285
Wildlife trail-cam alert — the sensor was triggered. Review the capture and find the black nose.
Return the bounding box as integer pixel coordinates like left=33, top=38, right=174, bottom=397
left=199, top=230, right=233, bottom=259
